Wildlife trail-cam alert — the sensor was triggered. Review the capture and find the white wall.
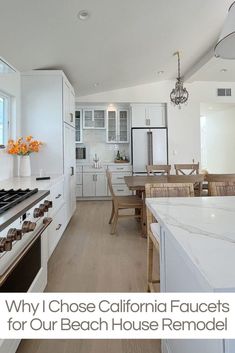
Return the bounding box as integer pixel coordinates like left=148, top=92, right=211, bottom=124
left=76, top=80, right=235, bottom=168
left=0, top=72, right=21, bottom=181
left=201, top=105, right=235, bottom=173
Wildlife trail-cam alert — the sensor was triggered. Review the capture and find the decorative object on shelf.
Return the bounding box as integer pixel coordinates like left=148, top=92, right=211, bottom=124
left=170, top=51, right=189, bottom=108
left=214, top=2, right=235, bottom=59
left=114, top=150, right=129, bottom=163
left=6, top=136, right=43, bottom=177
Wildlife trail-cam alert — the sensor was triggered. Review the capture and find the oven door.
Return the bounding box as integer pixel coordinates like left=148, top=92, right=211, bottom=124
left=0, top=217, right=52, bottom=292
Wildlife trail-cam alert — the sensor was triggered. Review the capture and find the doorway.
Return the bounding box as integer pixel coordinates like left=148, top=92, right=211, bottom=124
left=200, top=103, right=235, bottom=173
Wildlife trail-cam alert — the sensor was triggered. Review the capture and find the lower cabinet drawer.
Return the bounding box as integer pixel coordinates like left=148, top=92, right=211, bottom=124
left=111, top=172, right=132, bottom=184
left=76, top=185, right=82, bottom=197
left=48, top=203, right=66, bottom=258
left=108, top=165, right=132, bottom=172
left=49, top=179, right=64, bottom=215
left=111, top=184, right=132, bottom=196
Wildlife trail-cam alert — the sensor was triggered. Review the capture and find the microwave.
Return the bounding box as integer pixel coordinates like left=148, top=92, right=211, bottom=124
left=76, top=146, right=86, bottom=160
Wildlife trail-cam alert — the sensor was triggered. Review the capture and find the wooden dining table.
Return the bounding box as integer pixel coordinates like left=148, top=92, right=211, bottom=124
left=124, top=174, right=205, bottom=236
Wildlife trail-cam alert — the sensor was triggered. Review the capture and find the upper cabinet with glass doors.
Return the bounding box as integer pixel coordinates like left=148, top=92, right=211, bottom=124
left=106, top=109, right=129, bottom=143
left=75, top=110, right=82, bottom=143
left=83, top=107, right=106, bottom=129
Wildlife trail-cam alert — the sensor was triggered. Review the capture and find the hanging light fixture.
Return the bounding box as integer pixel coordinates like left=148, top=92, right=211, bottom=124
left=214, top=2, right=235, bottom=59
left=170, top=51, right=189, bottom=108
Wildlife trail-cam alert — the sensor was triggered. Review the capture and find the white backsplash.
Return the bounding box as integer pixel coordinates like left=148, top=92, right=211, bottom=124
left=81, top=129, right=130, bottom=163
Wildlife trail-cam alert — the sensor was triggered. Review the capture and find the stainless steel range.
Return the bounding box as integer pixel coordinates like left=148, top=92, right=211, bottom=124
left=0, top=188, right=52, bottom=292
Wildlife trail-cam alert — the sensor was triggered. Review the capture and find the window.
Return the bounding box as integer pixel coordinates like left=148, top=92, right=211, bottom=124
left=0, top=92, right=10, bottom=146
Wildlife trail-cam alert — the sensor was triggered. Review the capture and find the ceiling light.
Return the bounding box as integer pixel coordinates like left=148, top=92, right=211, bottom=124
left=220, top=68, right=228, bottom=72
left=78, top=10, right=89, bottom=20
left=93, top=82, right=99, bottom=87
left=170, top=51, right=189, bottom=108
left=214, top=2, right=235, bottom=58
left=157, top=70, right=164, bottom=75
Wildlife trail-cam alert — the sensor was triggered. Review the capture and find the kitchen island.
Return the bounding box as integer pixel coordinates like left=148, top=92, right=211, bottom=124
left=146, top=196, right=235, bottom=353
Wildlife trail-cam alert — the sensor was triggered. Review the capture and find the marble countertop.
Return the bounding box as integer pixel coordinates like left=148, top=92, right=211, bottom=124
left=0, top=175, right=64, bottom=190
left=146, top=196, right=235, bottom=291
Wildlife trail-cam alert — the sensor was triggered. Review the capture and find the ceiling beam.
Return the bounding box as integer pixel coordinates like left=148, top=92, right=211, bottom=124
left=183, top=45, right=215, bottom=82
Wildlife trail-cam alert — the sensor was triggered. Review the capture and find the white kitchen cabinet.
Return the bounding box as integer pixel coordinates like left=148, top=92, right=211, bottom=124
left=48, top=203, right=66, bottom=257
left=107, top=110, right=117, bottom=142
left=83, top=108, right=106, bottom=129
left=131, top=103, right=166, bottom=127
left=83, top=172, right=107, bottom=197
left=106, top=109, right=129, bottom=143
left=63, top=80, right=75, bottom=127
left=107, top=165, right=132, bottom=196
left=21, top=70, right=76, bottom=226
left=64, top=123, right=76, bottom=222
left=119, top=110, right=129, bottom=142
left=160, top=227, right=223, bottom=353
left=83, top=173, right=96, bottom=197
left=76, top=169, right=83, bottom=197
left=96, top=173, right=108, bottom=196
left=75, top=110, right=82, bottom=143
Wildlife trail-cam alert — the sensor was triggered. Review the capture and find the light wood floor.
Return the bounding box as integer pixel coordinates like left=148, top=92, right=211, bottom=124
left=17, top=201, right=161, bottom=353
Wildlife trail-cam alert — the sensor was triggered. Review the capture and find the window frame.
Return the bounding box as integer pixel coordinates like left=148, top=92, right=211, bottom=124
left=0, top=91, right=10, bottom=147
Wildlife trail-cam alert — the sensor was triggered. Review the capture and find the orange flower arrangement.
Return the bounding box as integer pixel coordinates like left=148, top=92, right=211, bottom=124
left=7, top=136, right=43, bottom=156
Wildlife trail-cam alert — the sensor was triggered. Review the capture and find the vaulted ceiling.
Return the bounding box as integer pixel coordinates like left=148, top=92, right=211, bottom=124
left=0, top=0, right=233, bottom=96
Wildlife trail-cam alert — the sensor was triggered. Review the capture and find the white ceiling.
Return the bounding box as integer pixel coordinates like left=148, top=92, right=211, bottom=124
left=189, top=56, right=235, bottom=82
left=0, top=0, right=233, bottom=96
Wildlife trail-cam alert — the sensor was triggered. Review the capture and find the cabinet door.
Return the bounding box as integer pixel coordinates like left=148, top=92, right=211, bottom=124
left=64, top=124, right=76, bottom=222
left=69, top=89, right=75, bottom=128
left=95, top=173, right=108, bottom=196
left=107, top=110, right=117, bottom=142
left=83, top=109, right=94, bottom=128
left=63, top=80, right=70, bottom=125
left=94, top=109, right=106, bottom=128
left=146, top=104, right=166, bottom=127
left=118, top=110, right=129, bottom=142
left=75, top=110, right=82, bottom=143
left=83, top=173, right=96, bottom=196
left=131, top=104, right=146, bottom=127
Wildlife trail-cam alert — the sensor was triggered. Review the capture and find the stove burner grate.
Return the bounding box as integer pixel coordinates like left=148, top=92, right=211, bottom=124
left=0, top=189, right=38, bottom=214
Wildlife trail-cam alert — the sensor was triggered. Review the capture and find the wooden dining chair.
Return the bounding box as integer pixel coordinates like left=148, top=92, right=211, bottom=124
left=106, top=170, right=143, bottom=234
left=174, top=163, right=199, bottom=175
left=145, top=183, right=194, bottom=292
left=146, top=164, right=171, bottom=176
left=208, top=181, right=235, bottom=196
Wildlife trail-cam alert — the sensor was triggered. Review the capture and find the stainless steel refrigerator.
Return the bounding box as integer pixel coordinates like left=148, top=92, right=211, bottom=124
left=131, top=127, right=168, bottom=174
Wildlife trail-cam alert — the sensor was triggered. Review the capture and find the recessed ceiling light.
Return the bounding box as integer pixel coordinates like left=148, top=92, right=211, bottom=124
left=157, top=70, right=164, bottom=75
left=93, top=82, right=99, bottom=87
left=220, top=68, right=228, bottom=73
left=77, top=10, right=89, bottom=20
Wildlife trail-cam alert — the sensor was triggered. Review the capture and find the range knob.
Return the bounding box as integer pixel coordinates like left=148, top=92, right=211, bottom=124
left=44, top=200, right=52, bottom=209
left=7, top=228, right=22, bottom=241
left=22, top=221, right=36, bottom=233
left=39, top=203, right=48, bottom=213
left=0, top=237, right=12, bottom=252
left=33, top=208, right=44, bottom=218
